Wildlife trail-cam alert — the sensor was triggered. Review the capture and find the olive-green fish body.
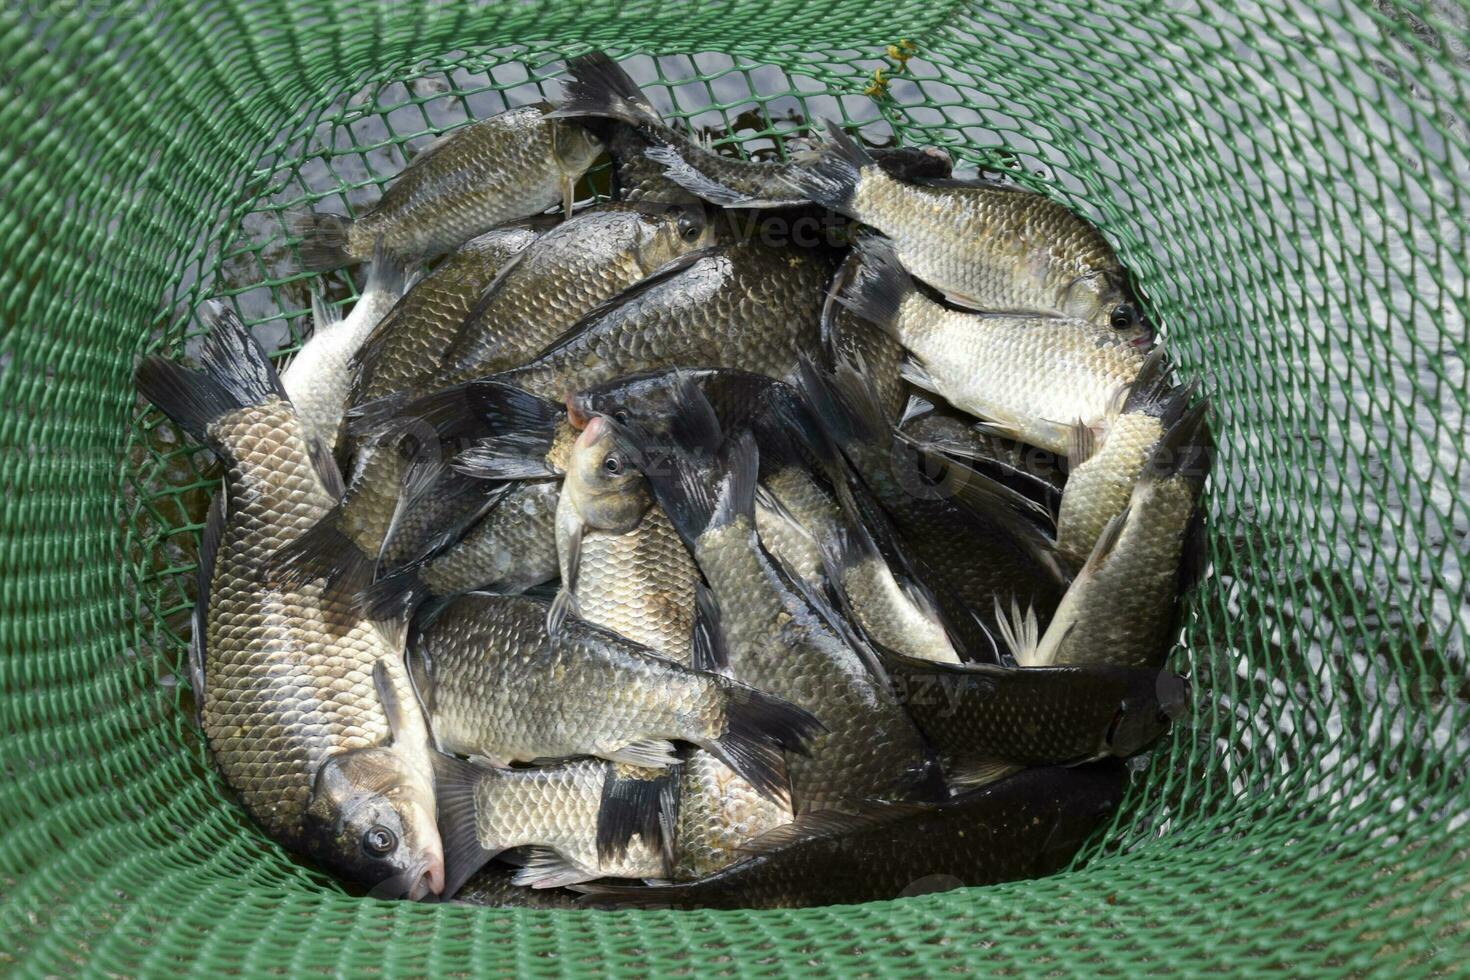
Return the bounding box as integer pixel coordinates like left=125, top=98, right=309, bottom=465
left=440, top=203, right=716, bottom=384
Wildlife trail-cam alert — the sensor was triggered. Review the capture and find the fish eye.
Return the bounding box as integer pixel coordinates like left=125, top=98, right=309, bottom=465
left=363, top=825, right=397, bottom=857
left=613, top=410, right=629, bottom=424
left=677, top=214, right=703, bottom=241
left=1109, top=304, right=1136, bottom=331
left=602, top=454, right=624, bottom=475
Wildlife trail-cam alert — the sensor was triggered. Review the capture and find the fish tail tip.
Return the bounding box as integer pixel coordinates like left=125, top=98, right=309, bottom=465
left=290, top=210, right=356, bottom=272
left=554, top=50, right=659, bottom=127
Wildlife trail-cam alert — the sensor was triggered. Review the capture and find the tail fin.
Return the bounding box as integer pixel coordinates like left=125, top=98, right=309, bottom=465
left=1120, top=345, right=1176, bottom=417
left=135, top=302, right=287, bottom=445
left=453, top=436, right=561, bottom=480
left=633, top=418, right=757, bottom=546
left=348, top=379, right=559, bottom=444
left=431, top=752, right=500, bottom=899
left=551, top=51, right=663, bottom=127
left=357, top=566, right=433, bottom=622
left=291, top=211, right=356, bottom=272
left=360, top=243, right=411, bottom=306
left=268, top=509, right=376, bottom=598
left=776, top=119, right=872, bottom=214
left=689, top=581, right=729, bottom=675
left=838, top=238, right=914, bottom=340
left=702, top=679, right=823, bottom=807
left=596, top=763, right=678, bottom=864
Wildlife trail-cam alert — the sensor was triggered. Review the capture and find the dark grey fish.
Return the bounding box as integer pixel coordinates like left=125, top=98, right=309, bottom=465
left=581, top=763, right=1126, bottom=910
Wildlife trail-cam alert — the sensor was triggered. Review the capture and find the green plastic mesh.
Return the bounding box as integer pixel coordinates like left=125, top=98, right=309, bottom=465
left=2, top=0, right=1467, bottom=973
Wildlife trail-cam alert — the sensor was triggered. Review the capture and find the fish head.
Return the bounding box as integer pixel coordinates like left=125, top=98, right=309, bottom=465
left=638, top=201, right=718, bottom=270
left=550, top=119, right=605, bottom=175
left=573, top=371, right=683, bottom=434
left=1104, top=671, right=1189, bottom=757
left=303, top=746, right=446, bottom=901
left=564, top=413, right=652, bottom=532
left=1061, top=273, right=1155, bottom=348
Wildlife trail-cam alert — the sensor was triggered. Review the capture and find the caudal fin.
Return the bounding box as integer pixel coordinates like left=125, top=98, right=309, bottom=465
left=550, top=51, right=663, bottom=127
left=700, top=679, right=823, bottom=807
left=838, top=238, right=914, bottom=340
left=775, top=119, right=873, bottom=214
left=135, top=302, right=287, bottom=446
left=290, top=211, right=357, bottom=272
left=431, top=752, right=500, bottom=899
left=596, top=763, right=679, bottom=865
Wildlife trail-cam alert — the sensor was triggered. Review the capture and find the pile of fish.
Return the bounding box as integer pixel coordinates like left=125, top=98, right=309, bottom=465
left=136, top=51, right=1209, bottom=910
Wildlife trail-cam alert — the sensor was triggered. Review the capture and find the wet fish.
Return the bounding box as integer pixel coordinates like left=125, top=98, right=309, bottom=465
left=350, top=236, right=838, bottom=432
left=437, top=202, right=717, bottom=385
left=406, top=593, right=820, bottom=803
left=581, top=762, right=1126, bottom=909
left=635, top=415, right=940, bottom=812
left=433, top=753, right=674, bottom=895
left=1008, top=399, right=1211, bottom=670
left=554, top=53, right=956, bottom=213
left=292, top=106, right=602, bottom=270
left=881, top=650, right=1186, bottom=784
left=134, top=304, right=443, bottom=899
left=840, top=239, right=1150, bottom=456
left=351, top=223, right=546, bottom=405
left=282, top=251, right=411, bottom=454
left=1055, top=349, right=1190, bottom=568
left=770, top=119, right=1145, bottom=330
left=822, top=252, right=909, bottom=425
left=556, top=414, right=699, bottom=661
left=361, top=478, right=561, bottom=621
left=797, top=356, right=1066, bottom=652
left=453, top=863, right=586, bottom=909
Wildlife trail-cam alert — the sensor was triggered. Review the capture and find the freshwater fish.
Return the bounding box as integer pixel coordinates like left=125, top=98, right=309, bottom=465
left=433, top=753, right=674, bottom=895
left=350, top=236, right=838, bottom=434
left=360, top=478, right=561, bottom=621
left=634, top=415, right=940, bottom=812
left=134, top=304, right=443, bottom=899
left=773, top=119, right=1146, bottom=330
left=581, top=763, right=1126, bottom=909
left=282, top=250, right=410, bottom=454
left=437, top=202, right=717, bottom=385
left=351, top=223, right=545, bottom=405
left=839, top=239, right=1150, bottom=456
left=555, top=414, right=699, bottom=660
left=406, top=593, right=820, bottom=803
left=1008, top=399, right=1211, bottom=670
left=1055, top=348, right=1191, bottom=568
left=293, top=106, right=601, bottom=269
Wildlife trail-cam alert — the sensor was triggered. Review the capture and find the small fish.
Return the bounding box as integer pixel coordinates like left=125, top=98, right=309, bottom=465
left=880, top=648, right=1187, bottom=784
left=839, top=239, right=1150, bottom=456
left=348, top=236, right=838, bottom=434
left=292, top=106, right=602, bottom=270
left=580, top=762, right=1126, bottom=910
left=433, top=753, right=675, bottom=896
left=407, top=593, right=820, bottom=804
left=555, top=414, right=700, bottom=660
left=632, top=412, right=940, bottom=812
left=1056, top=348, right=1191, bottom=568
left=771, top=119, right=1146, bottom=330
left=351, top=223, right=546, bottom=405
left=134, top=304, right=443, bottom=899
left=360, top=478, right=561, bottom=622
left=437, top=202, right=717, bottom=385
left=1007, top=399, right=1211, bottom=670
left=553, top=53, right=957, bottom=213
left=282, top=249, right=411, bottom=454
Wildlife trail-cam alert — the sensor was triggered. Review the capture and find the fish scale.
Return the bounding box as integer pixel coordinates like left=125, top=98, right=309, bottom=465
left=352, top=225, right=543, bottom=405
left=204, top=399, right=426, bottom=841
left=499, top=239, right=838, bottom=402
left=440, top=204, right=716, bottom=385
left=344, top=107, right=601, bottom=261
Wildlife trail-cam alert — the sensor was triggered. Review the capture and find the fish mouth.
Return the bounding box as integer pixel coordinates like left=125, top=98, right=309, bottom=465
left=566, top=392, right=592, bottom=430
left=403, top=856, right=446, bottom=901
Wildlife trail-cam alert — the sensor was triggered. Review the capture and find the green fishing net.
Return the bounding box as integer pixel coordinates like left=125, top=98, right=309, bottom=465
left=2, top=0, right=1466, bottom=972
